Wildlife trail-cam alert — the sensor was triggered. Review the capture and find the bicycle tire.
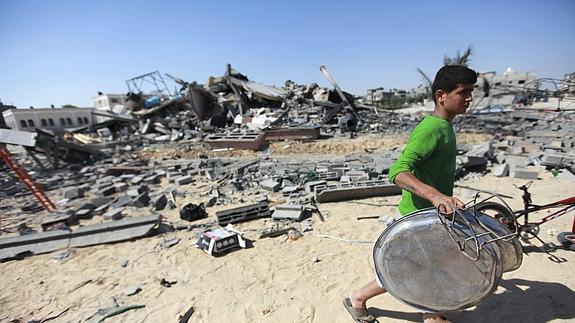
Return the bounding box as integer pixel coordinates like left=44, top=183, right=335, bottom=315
left=474, top=201, right=516, bottom=231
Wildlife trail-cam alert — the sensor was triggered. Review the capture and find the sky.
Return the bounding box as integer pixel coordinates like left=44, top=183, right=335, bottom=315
left=1, top=0, right=574, bottom=108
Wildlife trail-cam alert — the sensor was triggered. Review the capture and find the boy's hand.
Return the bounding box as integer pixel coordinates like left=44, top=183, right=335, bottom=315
left=394, top=172, right=465, bottom=213
left=430, top=194, right=465, bottom=214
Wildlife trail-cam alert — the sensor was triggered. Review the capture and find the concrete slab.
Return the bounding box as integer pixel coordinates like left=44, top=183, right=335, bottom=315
left=305, top=180, right=326, bottom=193
left=0, top=215, right=160, bottom=261
left=0, top=129, right=37, bottom=147
left=492, top=163, right=509, bottom=177
left=510, top=167, right=539, bottom=180
left=216, top=202, right=272, bottom=225
left=260, top=179, right=281, bottom=192
left=272, top=204, right=305, bottom=221
left=315, top=180, right=401, bottom=203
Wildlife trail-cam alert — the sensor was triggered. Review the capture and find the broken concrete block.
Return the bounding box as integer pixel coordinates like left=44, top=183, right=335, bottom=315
left=114, top=182, right=128, bottom=193
left=281, top=186, right=299, bottom=196
left=492, top=163, right=509, bottom=177
left=90, top=197, right=112, bottom=207
left=467, top=142, right=494, bottom=159
left=272, top=204, right=305, bottom=221
left=493, top=152, right=507, bottom=164
left=540, top=152, right=574, bottom=167
left=144, top=174, right=161, bottom=185
left=205, top=170, right=216, bottom=180
left=152, top=194, right=167, bottom=211
left=167, top=171, right=182, bottom=181
left=340, top=175, right=352, bottom=183
left=96, top=176, right=115, bottom=185
left=63, top=187, right=83, bottom=200
left=75, top=208, right=93, bottom=219
left=510, top=167, right=539, bottom=180
left=511, top=146, right=525, bottom=154
left=305, top=180, right=326, bottom=193
left=216, top=201, right=271, bottom=225
left=550, top=141, right=564, bottom=149
left=111, top=196, right=133, bottom=209
left=103, top=208, right=124, bottom=220
left=556, top=170, right=575, bottom=181
left=330, top=166, right=350, bottom=177
left=175, top=175, right=193, bottom=186
left=259, top=179, right=281, bottom=192
left=345, top=170, right=370, bottom=182
left=315, top=180, right=401, bottom=203
left=131, top=193, right=150, bottom=208
left=130, top=175, right=144, bottom=185
left=457, top=155, right=487, bottom=168
left=99, top=185, right=116, bottom=197
left=206, top=196, right=218, bottom=207
left=41, top=213, right=78, bottom=231
left=127, top=186, right=147, bottom=197
left=0, top=215, right=161, bottom=261
left=120, top=174, right=136, bottom=181
left=93, top=203, right=110, bottom=215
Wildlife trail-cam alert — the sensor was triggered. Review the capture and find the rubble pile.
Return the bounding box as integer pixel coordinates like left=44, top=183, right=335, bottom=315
left=1, top=65, right=574, bottom=261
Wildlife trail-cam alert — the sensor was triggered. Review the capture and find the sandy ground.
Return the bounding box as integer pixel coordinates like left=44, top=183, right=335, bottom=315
left=1, top=135, right=575, bottom=323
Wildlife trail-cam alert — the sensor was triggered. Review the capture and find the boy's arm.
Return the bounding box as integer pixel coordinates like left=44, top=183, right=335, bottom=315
left=394, top=172, right=464, bottom=213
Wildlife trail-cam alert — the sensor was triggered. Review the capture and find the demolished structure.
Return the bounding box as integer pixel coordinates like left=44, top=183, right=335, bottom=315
left=1, top=64, right=574, bottom=263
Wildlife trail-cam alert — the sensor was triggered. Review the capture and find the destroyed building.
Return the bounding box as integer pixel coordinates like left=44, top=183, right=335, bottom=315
left=2, top=107, right=95, bottom=132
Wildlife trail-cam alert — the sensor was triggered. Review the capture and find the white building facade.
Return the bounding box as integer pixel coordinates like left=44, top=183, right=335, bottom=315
left=2, top=107, right=94, bottom=131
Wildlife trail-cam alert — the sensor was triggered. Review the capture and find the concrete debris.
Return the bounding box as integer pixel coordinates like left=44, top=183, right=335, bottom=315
left=0, top=214, right=161, bottom=261
left=1, top=64, right=574, bottom=264
left=509, top=166, right=540, bottom=180
left=196, top=226, right=247, bottom=256
left=180, top=203, right=207, bottom=222
left=315, top=179, right=401, bottom=203
left=492, top=163, right=510, bottom=177
left=216, top=201, right=272, bottom=226
left=272, top=204, right=307, bottom=221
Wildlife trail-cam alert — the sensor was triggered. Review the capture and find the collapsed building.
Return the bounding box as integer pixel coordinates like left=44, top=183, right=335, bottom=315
left=1, top=64, right=574, bottom=262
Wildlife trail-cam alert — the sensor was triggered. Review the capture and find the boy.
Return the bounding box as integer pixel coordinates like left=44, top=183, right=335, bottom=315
left=344, top=65, right=477, bottom=323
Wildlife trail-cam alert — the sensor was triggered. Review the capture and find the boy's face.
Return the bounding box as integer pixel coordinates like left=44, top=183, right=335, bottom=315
left=438, top=83, right=474, bottom=115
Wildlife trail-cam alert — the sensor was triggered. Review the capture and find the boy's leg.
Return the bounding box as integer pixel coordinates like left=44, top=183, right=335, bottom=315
left=350, top=280, right=386, bottom=308
left=423, top=313, right=452, bottom=323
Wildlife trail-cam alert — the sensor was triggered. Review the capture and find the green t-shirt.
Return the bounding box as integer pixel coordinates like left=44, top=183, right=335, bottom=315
left=388, top=115, right=456, bottom=215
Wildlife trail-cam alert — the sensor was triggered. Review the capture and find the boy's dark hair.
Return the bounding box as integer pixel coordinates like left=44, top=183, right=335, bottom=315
left=432, top=65, right=477, bottom=103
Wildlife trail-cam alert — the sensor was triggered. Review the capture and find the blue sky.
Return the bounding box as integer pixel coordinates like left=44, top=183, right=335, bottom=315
left=1, top=0, right=574, bottom=108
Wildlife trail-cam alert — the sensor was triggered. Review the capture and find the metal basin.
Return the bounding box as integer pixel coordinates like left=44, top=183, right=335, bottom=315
left=474, top=211, right=523, bottom=272
left=373, top=208, right=504, bottom=312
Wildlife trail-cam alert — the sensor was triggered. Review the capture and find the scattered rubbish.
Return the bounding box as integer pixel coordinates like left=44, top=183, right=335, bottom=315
left=178, top=306, right=195, bottom=323
left=124, top=286, right=142, bottom=296
left=259, top=223, right=294, bottom=239
left=287, top=229, right=303, bottom=241
left=27, top=306, right=70, bottom=323
left=88, top=304, right=146, bottom=323
left=160, top=278, right=177, bottom=287
left=316, top=234, right=374, bottom=244
left=180, top=203, right=207, bottom=222
left=154, top=237, right=181, bottom=251
left=197, top=227, right=246, bottom=256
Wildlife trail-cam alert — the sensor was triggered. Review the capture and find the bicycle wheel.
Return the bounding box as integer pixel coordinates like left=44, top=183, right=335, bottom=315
left=473, top=201, right=516, bottom=231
